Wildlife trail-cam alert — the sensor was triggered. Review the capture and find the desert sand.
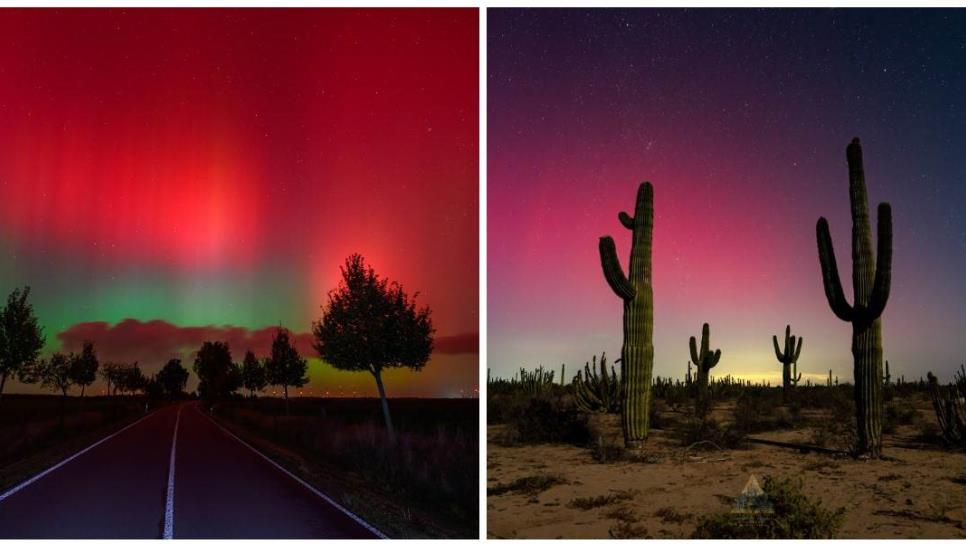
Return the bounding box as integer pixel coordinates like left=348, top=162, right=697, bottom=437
left=487, top=409, right=966, bottom=539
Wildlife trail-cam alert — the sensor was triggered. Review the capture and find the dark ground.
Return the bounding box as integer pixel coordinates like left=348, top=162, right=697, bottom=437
left=0, top=401, right=383, bottom=538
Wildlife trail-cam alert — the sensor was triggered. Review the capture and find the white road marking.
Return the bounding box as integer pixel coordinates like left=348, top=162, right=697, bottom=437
left=197, top=405, right=389, bottom=539
left=162, top=403, right=185, bottom=539
left=0, top=406, right=166, bottom=503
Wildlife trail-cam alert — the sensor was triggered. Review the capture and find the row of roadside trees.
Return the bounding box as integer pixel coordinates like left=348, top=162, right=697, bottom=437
left=193, top=327, right=309, bottom=415
left=0, top=254, right=435, bottom=440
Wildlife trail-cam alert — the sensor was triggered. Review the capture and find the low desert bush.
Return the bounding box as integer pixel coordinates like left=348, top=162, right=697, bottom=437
left=676, top=416, right=746, bottom=449
left=568, top=489, right=636, bottom=510
left=883, top=398, right=920, bottom=434
left=496, top=395, right=591, bottom=446
left=487, top=474, right=566, bottom=496
left=692, top=475, right=845, bottom=538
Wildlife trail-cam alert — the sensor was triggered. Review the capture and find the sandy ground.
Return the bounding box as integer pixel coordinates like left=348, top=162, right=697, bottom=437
left=487, top=413, right=966, bottom=539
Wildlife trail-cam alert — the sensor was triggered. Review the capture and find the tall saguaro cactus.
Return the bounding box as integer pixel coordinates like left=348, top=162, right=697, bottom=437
left=599, top=182, right=654, bottom=450
left=773, top=325, right=803, bottom=403
left=689, top=323, right=721, bottom=417
left=816, top=138, right=893, bottom=458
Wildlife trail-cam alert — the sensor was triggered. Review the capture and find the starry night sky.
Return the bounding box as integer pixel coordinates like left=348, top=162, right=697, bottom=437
left=488, top=9, right=966, bottom=384
left=0, top=8, right=478, bottom=397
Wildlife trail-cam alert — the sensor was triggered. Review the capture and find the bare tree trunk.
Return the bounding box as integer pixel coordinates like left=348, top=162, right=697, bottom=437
left=283, top=385, right=289, bottom=416
left=372, top=368, right=396, bottom=442
left=81, top=384, right=86, bottom=397
left=0, top=373, right=6, bottom=401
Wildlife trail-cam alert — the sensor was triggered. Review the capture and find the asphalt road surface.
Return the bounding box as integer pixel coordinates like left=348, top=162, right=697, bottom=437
left=0, top=401, right=383, bottom=539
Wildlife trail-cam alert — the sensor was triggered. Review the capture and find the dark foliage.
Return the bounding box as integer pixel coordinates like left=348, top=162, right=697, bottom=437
left=0, top=286, right=45, bottom=398
left=240, top=350, right=267, bottom=398
left=193, top=341, right=240, bottom=402
left=157, top=358, right=190, bottom=397
left=68, top=341, right=98, bottom=397
left=265, top=328, right=308, bottom=414
left=313, top=254, right=434, bottom=438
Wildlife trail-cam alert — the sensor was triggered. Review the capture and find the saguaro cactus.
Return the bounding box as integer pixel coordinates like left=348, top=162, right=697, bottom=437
left=599, top=182, right=654, bottom=450
left=816, top=137, right=893, bottom=458
left=773, top=325, right=803, bottom=403
left=689, top=323, right=721, bottom=417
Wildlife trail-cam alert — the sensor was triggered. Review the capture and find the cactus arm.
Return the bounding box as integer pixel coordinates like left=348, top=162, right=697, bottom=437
left=618, top=211, right=635, bottom=229
left=710, top=349, right=721, bottom=368
left=773, top=334, right=783, bottom=361
left=817, top=218, right=856, bottom=321
left=794, top=336, right=803, bottom=362
left=867, top=202, right=893, bottom=320
left=689, top=336, right=699, bottom=365
left=599, top=236, right=636, bottom=300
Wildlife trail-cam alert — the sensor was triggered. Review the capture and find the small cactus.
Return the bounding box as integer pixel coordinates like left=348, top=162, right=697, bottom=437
left=689, top=323, right=721, bottom=417
left=927, top=372, right=966, bottom=446
left=573, top=352, right=621, bottom=414
left=519, top=366, right=554, bottom=396
left=773, top=325, right=803, bottom=403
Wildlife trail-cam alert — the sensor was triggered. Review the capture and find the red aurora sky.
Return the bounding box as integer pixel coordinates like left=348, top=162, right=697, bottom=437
left=0, top=9, right=478, bottom=397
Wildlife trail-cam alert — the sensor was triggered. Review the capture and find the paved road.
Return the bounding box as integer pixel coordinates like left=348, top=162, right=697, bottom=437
left=0, top=401, right=383, bottom=539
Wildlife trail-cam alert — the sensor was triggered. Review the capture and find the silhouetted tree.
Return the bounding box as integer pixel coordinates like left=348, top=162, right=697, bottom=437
left=99, top=362, right=125, bottom=396
left=157, top=358, right=190, bottom=398
left=193, top=341, right=239, bottom=402
left=29, top=353, right=73, bottom=397
left=0, top=286, right=45, bottom=400
left=144, top=375, right=164, bottom=399
left=127, top=363, right=148, bottom=395
left=25, top=352, right=74, bottom=425
left=265, top=328, right=308, bottom=415
left=313, top=254, right=434, bottom=440
left=69, top=341, right=99, bottom=397
left=241, top=350, right=267, bottom=399
left=112, top=363, right=145, bottom=396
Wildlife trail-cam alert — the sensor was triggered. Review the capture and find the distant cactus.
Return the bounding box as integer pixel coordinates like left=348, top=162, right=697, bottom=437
left=573, top=352, right=621, bottom=414
left=827, top=369, right=833, bottom=387
left=686, top=360, right=693, bottom=387
left=816, top=138, right=893, bottom=458
left=560, top=363, right=566, bottom=386
left=689, top=323, right=721, bottom=417
left=926, top=372, right=966, bottom=446
left=599, top=182, right=655, bottom=450
left=884, top=361, right=891, bottom=386
left=519, top=366, right=554, bottom=396
left=773, top=325, right=803, bottom=403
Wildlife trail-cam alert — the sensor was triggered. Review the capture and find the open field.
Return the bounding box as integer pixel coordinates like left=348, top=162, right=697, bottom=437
left=215, top=397, right=479, bottom=539
left=487, top=383, right=966, bottom=538
left=0, top=394, right=161, bottom=491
